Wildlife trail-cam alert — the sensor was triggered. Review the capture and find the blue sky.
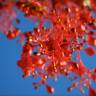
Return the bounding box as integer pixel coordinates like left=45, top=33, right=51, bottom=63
left=0, top=10, right=96, bottom=96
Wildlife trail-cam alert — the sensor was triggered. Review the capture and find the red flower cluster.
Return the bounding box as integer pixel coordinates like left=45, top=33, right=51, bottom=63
left=0, top=0, right=96, bottom=95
